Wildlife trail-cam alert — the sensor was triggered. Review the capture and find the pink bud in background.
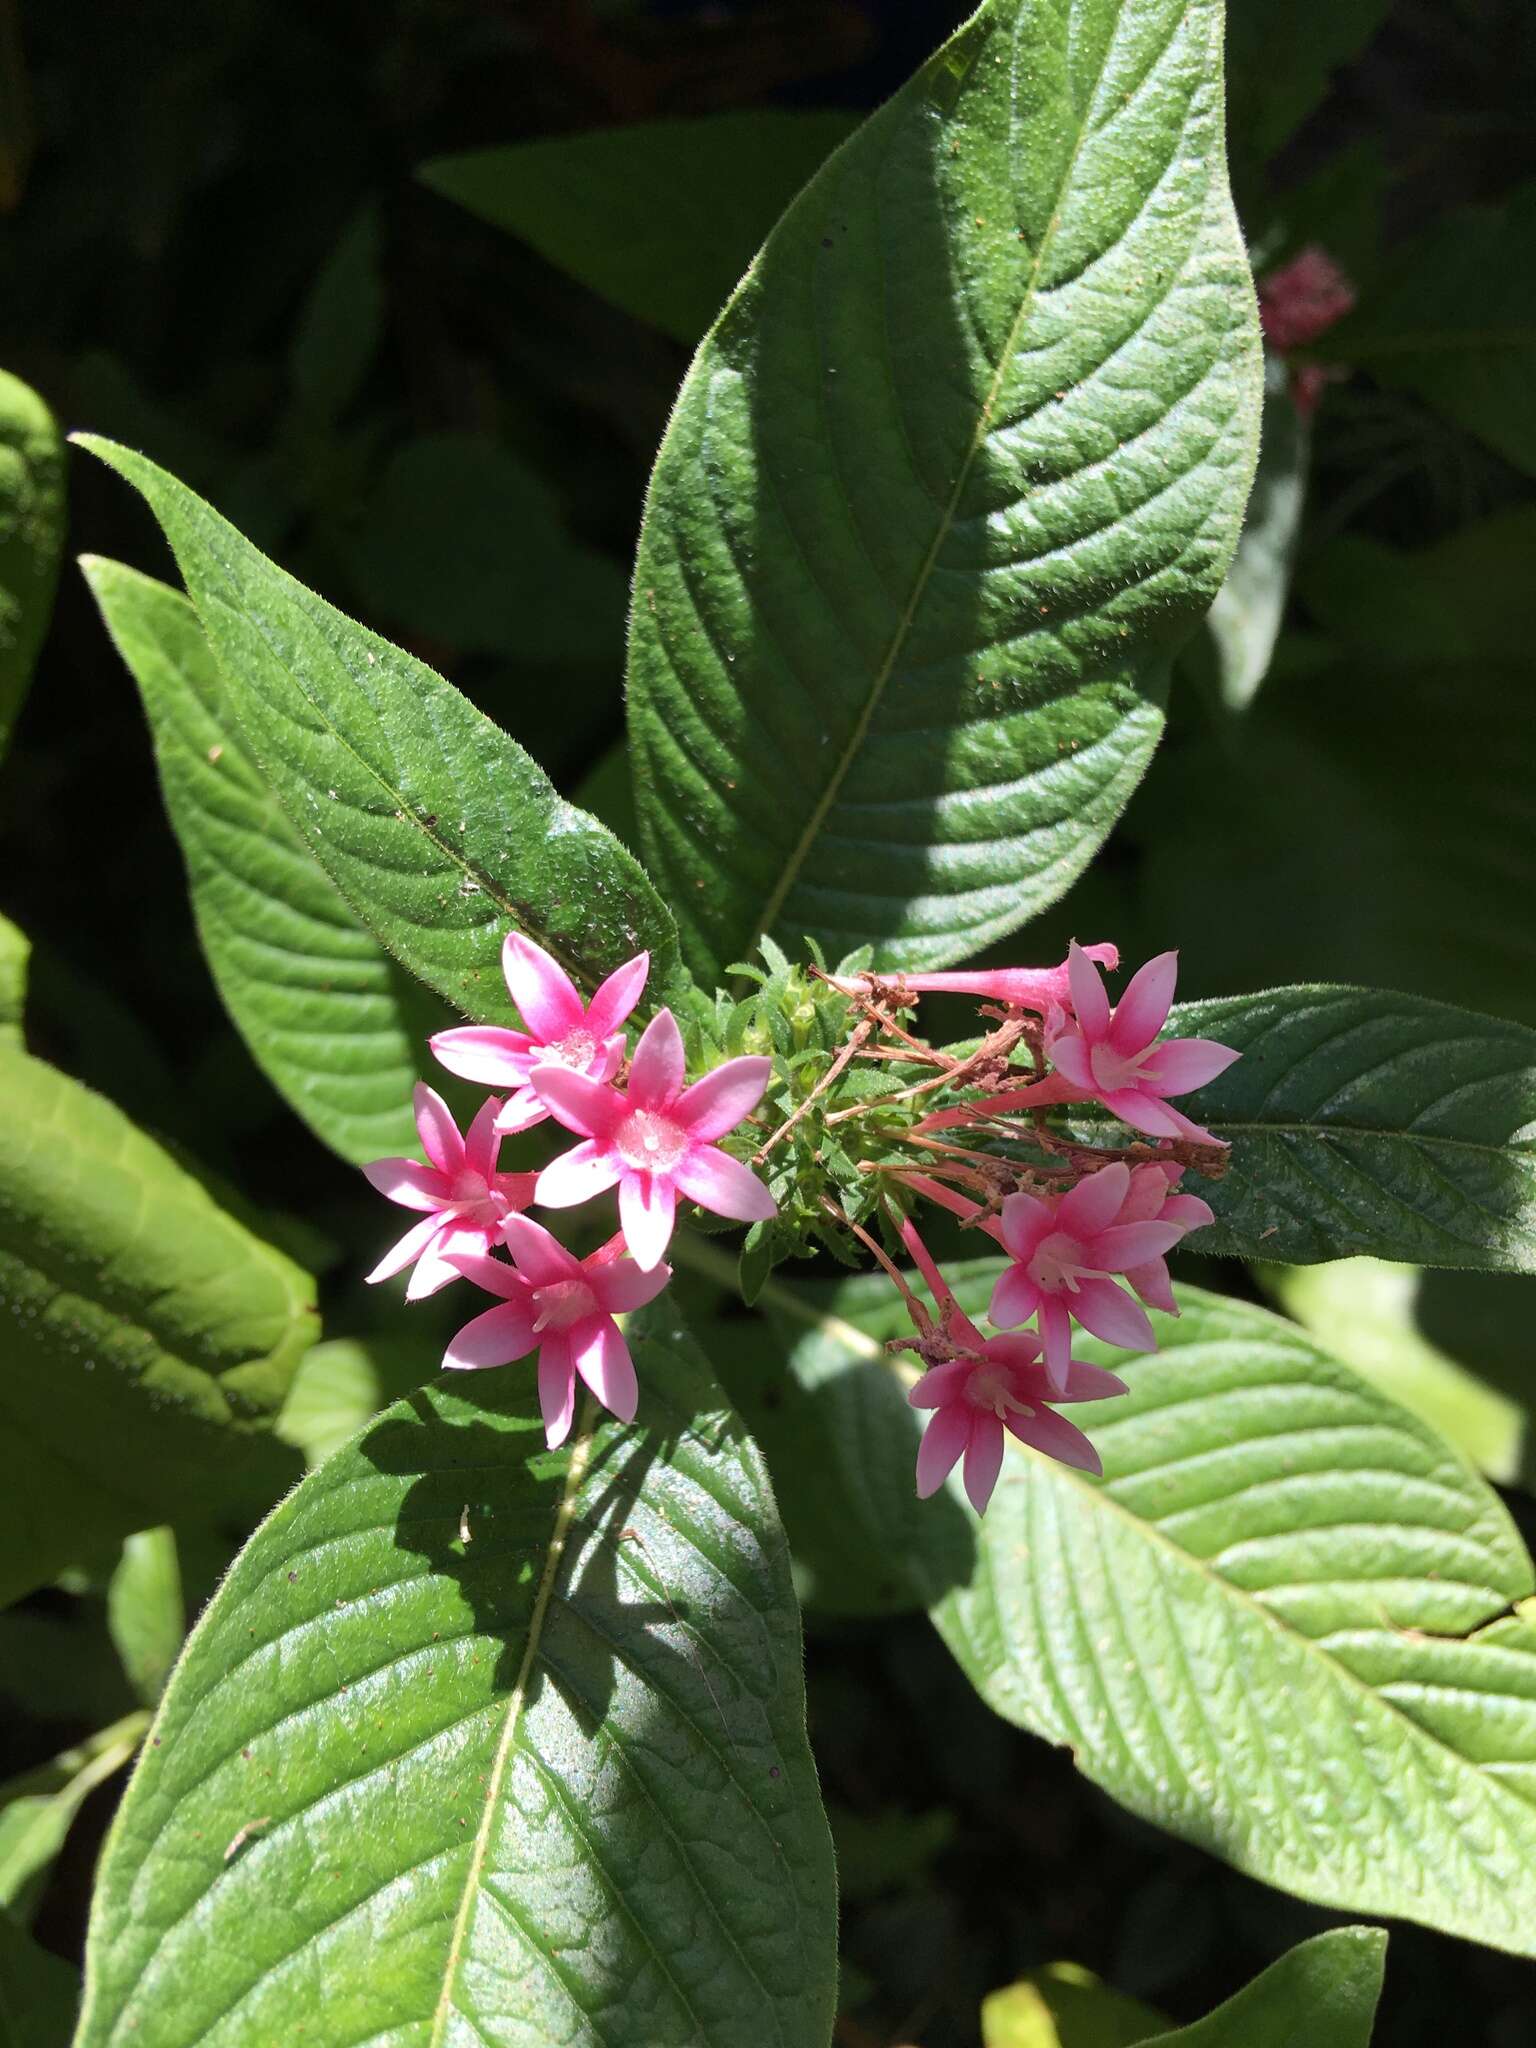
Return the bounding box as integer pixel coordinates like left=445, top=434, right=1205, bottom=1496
left=362, top=1085, right=536, bottom=1299
left=1258, top=245, right=1355, bottom=353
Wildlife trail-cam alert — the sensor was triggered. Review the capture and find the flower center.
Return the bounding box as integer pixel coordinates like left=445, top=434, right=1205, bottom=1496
left=1029, top=1230, right=1108, bottom=1297
left=545, top=1026, right=597, bottom=1070
left=614, top=1108, right=688, bottom=1173
left=532, top=1278, right=600, bottom=1332
left=964, top=1363, right=1034, bottom=1421
left=449, top=1168, right=501, bottom=1225
left=1088, top=1041, right=1153, bottom=1093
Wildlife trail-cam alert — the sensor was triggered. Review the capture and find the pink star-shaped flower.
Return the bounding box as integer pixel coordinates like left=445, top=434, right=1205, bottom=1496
left=362, top=1084, right=536, bottom=1298
left=1111, top=1159, right=1215, bottom=1315
left=1043, top=942, right=1241, bottom=1144
left=529, top=1008, right=776, bottom=1271
left=429, top=934, right=649, bottom=1136
left=445, top=1219, right=670, bottom=1447
left=989, top=1161, right=1187, bottom=1392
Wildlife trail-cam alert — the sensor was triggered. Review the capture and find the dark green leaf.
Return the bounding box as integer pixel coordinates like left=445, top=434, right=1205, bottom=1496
left=1299, top=507, right=1536, bottom=665
left=1205, top=357, right=1307, bottom=710
left=0, top=368, right=64, bottom=761
left=83, top=556, right=448, bottom=1164
left=107, top=1530, right=185, bottom=1706
left=0, top=1043, right=312, bottom=1606
left=422, top=112, right=857, bottom=346
left=0, top=1912, right=79, bottom=2048
left=77, top=1307, right=837, bottom=2047
left=72, top=436, right=682, bottom=1023
left=627, top=0, right=1262, bottom=980
left=1130, top=1928, right=1385, bottom=2048
left=287, top=208, right=383, bottom=425
left=1224, top=0, right=1393, bottom=173
left=1168, top=986, right=1536, bottom=1270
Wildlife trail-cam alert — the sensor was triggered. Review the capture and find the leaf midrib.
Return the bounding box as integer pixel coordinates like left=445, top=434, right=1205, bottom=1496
left=755, top=1261, right=1536, bottom=1881
left=1211, top=1118, right=1536, bottom=1160
left=747, top=14, right=1129, bottom=951
left=426, top=1403, right=597, bottom=2046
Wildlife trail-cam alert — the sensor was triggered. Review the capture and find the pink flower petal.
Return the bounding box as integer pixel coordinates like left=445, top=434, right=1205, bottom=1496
left=584, top=951, right=650, bottom=1040
left=1037, top=1297, right=1075, bottom=1395
left=591, top=1259, right=672, bottom=1315
left=413, top=1083, right=464, bottom=1174
left=591, top=1035, right=627, bottom=1085
left=978, top=1333, right=1045, bottom=1374
left=361, top=1157, right=446, bottom=1212
left=494, top=1086, right=549, bottom=1136
left=674, top=1057, right=772, bottom=1141
left=365, top=1210, right=445, bottom=1283
left=1098, top=1088, right=1189, bottom=1139
left=535, top=1139, right=624, bottom=1210
left=998, top=1191, right=1051, bottom=1263
left=444, top=1299, right=539, bottom=1371
left=1091, top=1220, right=1185, bottom=1269
left=1107, top=950, right=1178, bottom=1055
left=1125, top=1258, right=1177, bottom=1313
left=915, top=1404, right=969, bottom=1498
left=1163, top=1193, right=1214, bottom=1232
left=627, top=1007, right=686, bottom=1109
left=445, top=1248, right=531, bottom=1300
left=1058, top=1161, right=1131, bottom=1241
left=1069, top=1276, right=1157, bottom=1354
left=429, top=1026, right=535, bottom=1088
left=1045, top=1028, right=1095, bottom=1090
left=503, top=933, right=584, bottom=1043
left=671, top=1145, right=777, bottom=1224
left=501, top=1213, right=581, bottom=1287
left=1160, top=1104, right=1223, bottom=1146
left=908, top=1358, right=973, bottom=1409
left=571, top=1316, right=639, bottom=1424
left=1139, top=1036, right=1242, bottom=1095
left=537, top=1333, right=577, bottom=1448
left=462, top=1095, right=504, bottom=1183
left=1007, top=1406, right=1102, bottom=1474
left=619, top=1170, right=677, bottom=1272
left=492, top=1171, right=539, bottom=1216
left=989, top=1262, right=1040, bottom=1329
left=962, top=1415, right=1006, bottom=1515
left=407, top=1223, right=478, bottom=1300
left=1056, top=1360, right=1130, bottom=1404
left=529, top=1065, right=624, bottom=1139
left=1067, top=940, right=1111, bottom=1039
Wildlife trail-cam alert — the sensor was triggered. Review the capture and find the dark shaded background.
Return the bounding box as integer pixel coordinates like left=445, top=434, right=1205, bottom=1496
left=2, top=1, right=1535, bottom=2040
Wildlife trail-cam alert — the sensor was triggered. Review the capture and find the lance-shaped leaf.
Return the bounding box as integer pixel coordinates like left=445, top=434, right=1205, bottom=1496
left=1132, top=1928, right=1385, bottom=2048
left=627, top=0, right=1262, bottom=980
left=1164, top=986, right=1536, bottom=1271
left=76, top=1308, right=837, bottom=2048
left=72, top=437, right=682, bottom=1024
left=0, top=1044, right=312, bottom=1607
left=82, top=557, right=448, bottom=1164
left=758, top=1265, right=1536, bottom=1954
left=0, top=368, right=64, bottom=761
left=0, top=1712, right=149, bottom=1920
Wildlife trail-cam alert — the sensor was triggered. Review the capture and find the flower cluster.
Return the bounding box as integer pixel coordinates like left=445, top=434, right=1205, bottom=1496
left=363, top=929, right=1238, bottom=1512
left=363, top=935, right=776, bottom=1445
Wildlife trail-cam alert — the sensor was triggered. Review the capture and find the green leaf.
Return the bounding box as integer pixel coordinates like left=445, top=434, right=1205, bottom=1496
left=346, top=434, right=628, bottom=665
left=287, top=207, right=383, bottom=425
left=626, top=0, right=1262, bottom=981
left=77, top=1307, right=837, bottom=2047
left=0, top=368, right=64, bottom=761
left=1263, top=1258, right=1525, bottom=1488
left=1224, top=0, right=1392, bottom=172
left=0, top=910, right=25, bottom=1046
left=275, top=1331, right=441, bottom=1469
left=107, top=1530, right=185, bottom=1705
left=1298, top=508, right=1536, bottom=666
left=1131, top=1928, right=1385, bottom=2048
left=0, top=1712, right=148, bottom=1922
left=82, top=556, right=448, bottom=1164
left=756, top=1263, right=1536, bottom=1953
left=0, top=1912, right=79, bottom=2048
left=0, top=1043, right=312, bottom=1607
left=982, top=1960, right=1164, bottom=2048
left=422, top=111, right=857, bottom=346
left=72, top=436, right=682, bottom=1024
left=1339, top=182, right=1536, bottom=478
left=1204, top=358, right=1306, bottom=710
left=1164, top=986, right=1536, bottom=1271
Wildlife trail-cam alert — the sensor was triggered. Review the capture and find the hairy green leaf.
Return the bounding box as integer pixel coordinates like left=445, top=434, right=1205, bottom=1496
left=0, top=1912, right=79, bottom=2048
left=73, top=437, right=682, bottom=1024
left=1132, top=1928, right=1385, bottom=2048
left=1166, top=986, right=1536, bottom=1270
left=627, top=0, right=1261, bottom=980
left=422, top=112, right=856, bottom=346
left=754, top=1263, right=1536, bottom=1953
left=0, top=1044, right=312, bottom=1606
left=77, top=1307, right=837, bottom=2048
left=0, top=368, right=64, bottom=762
left=83, top=556, right=448, bottom=1164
